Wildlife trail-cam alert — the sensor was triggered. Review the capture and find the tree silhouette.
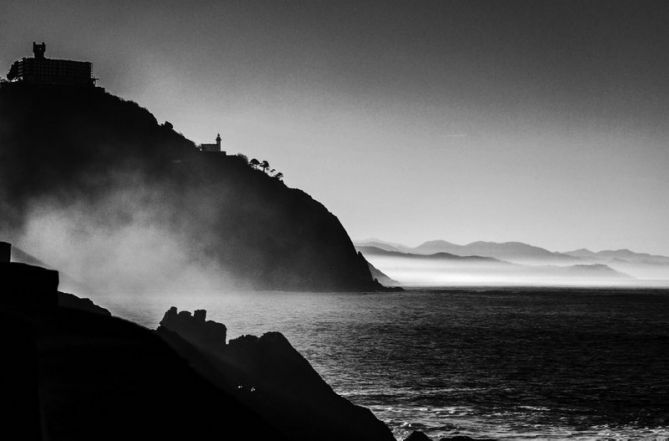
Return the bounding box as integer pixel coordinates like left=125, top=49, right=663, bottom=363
left=249, top=158, right=260, bottom=169
left=260, top=160, right=270, bottom=173
left=274, top=172, right=284, bottom=181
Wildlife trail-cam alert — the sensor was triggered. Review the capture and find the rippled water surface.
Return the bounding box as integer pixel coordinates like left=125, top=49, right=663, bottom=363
left=101, top=288, right=669, bottom=440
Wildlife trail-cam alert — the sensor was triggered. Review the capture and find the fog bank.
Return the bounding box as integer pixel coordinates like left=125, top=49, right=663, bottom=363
left=12, top=176, right=239, bottom=299
left=366, top=255, right=669, bottom=288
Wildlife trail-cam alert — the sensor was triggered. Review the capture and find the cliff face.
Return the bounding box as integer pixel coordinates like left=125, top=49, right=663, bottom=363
left=0, top=84, right=378, bottom=291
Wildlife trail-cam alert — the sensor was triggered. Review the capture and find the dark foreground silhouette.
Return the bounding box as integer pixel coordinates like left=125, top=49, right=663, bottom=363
left=157, top=306, right=395, bottom=441
left=157, top=309, right=490, bottom=441
left=0, top=83, right=382, bottom=291
left=0, top=241, right=413, bottom=440
left=0, top=242, right=285, bottom=440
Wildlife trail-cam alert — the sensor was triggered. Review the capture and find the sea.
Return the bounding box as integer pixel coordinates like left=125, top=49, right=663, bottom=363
left=101, top=288, right=669, bottom=440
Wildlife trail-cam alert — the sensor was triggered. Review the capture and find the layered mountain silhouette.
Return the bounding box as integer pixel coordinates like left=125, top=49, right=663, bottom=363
left=358, top=239, right=578, bottom=264
left=562, top=248, right=669, bottom=282
left=358, top=239, right=669, bottom=267
left=357, top=246, right=502, bottom=263
left=0, top=83, right=381, bottom=291
left=565, top=248, right=669, bottom=266
left=354, top=240, right=663, bottom=286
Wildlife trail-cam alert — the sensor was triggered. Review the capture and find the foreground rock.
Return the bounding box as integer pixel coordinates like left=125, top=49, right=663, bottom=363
left=157, top=307, right=396, bottom=441
left=0, top=241, right=398, bottom=440
left=0, top=242, right=283, bottom=440
left=57, top=291, right=112, bottom=316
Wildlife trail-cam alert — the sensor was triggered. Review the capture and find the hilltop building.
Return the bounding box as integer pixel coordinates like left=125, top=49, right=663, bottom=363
left=199, top=133, right=226, bottom=154
left=6, top=42, right=95, bottom=87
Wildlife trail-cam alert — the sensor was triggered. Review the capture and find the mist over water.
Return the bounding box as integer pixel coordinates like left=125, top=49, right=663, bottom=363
left=366, top=255, right=669, bottom=288
left=1, top=3, right=667, bottom=439
left=12, top=176, right=241, bottom=298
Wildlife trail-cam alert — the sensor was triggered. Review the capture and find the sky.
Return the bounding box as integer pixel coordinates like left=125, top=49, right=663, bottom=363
left=1, top=0, right=668, bottom=254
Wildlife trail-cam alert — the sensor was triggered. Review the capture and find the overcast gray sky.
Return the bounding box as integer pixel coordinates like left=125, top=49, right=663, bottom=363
left=2, top=0, right=668, bottom=254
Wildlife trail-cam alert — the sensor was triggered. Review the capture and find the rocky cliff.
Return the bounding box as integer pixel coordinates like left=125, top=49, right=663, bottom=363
left=0, top=83, right=379, bottom=291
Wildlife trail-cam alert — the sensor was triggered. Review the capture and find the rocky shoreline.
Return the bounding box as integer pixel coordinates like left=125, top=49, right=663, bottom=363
left=1, top=241, right=491, bottom=440
left=157, top=306, right=394, bottom=441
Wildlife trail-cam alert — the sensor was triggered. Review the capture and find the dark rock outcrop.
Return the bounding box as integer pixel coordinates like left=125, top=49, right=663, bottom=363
left=160, top=306, right=227, bottom=346
left=57, top=291, right=111, bottom=316
left=0, top=241, right=9, bottom=262
left=0, top=311, right=41, bottom=440
left=157, top=307, right=396, bottom=441
left=0, top=84, right=380, bottom=291
left=0, top=244, right=285, bottom=440
left=0, top=242, right=397, bottom=440
left=0, top=261, right=58, bottom=308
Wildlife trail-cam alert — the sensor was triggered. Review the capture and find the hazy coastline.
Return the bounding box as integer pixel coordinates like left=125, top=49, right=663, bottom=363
left=2, top=1, right=668, bottom=437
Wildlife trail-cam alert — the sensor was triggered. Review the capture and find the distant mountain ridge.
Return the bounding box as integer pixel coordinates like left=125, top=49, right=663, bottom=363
left=357, top=244, right=632, bottom=284
left=354, top=239, right=669, bottom=286
left=565, top=248, right=669, bottom=266
left=356, top=239, right=669, bottom=265
left=357, top=239, right=578, bottom=263
left=356, top=246, right=502, bottom=263
left=414, top=240, right=578, bottom=263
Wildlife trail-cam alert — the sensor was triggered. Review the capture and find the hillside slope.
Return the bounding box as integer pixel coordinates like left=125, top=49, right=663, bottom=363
left=0, top=84, right=379, bottom=291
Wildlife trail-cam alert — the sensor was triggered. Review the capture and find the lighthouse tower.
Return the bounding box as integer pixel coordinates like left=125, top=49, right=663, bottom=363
left=199, top=133, right=225, bottom=154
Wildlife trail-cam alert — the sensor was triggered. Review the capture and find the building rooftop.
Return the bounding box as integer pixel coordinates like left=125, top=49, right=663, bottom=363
left=6, top=42, right=95, bottom=87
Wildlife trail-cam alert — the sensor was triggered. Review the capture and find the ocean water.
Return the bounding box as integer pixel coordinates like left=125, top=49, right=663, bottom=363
left=101, top=288, right=669, bottom=440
